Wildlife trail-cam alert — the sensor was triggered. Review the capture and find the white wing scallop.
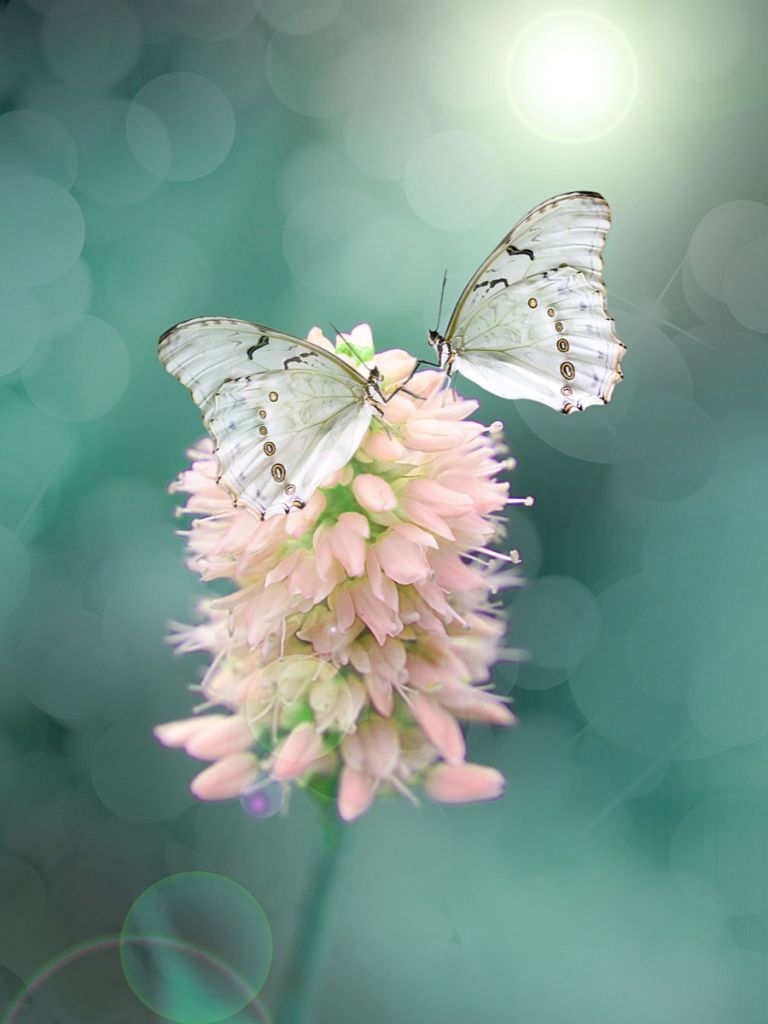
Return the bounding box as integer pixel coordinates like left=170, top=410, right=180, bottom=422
left=444, top=192, right=625, bottom=412
left=159, top=318, right=373, bottom=517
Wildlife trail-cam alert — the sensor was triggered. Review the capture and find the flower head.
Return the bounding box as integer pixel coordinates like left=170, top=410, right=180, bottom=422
left=157, top=326, right=526, bottom=821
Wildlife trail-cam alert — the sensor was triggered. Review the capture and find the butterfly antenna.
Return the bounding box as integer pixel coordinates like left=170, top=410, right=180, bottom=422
left=330, top=322, right=371, bottom=371
left=434, top=269, right=448, bottom=333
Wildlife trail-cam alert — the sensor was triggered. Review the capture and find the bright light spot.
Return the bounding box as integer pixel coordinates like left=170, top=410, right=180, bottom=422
left=506, top=11, right=638, bottom=144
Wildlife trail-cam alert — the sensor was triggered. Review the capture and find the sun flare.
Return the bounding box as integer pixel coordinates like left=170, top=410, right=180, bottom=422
left=506, top=10, right=639, bottom=143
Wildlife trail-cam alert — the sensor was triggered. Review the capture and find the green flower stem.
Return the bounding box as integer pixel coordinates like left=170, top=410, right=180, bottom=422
left=276, top=807, right=346, bottom=1024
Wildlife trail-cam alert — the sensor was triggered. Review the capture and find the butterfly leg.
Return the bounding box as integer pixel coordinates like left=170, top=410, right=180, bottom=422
left=383, top=384, right=424, bottom=402
left=383, top=357, right=441, bottom=402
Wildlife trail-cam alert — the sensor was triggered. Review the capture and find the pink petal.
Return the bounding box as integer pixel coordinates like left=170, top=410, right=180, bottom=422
left=391, top=522, right=439, bottom=549
left=330, top=587, right=356, bottom=633
left=321, top=468, right=344, bottom=489
left=341, top=730, right=366, bottom=772
left=350, top=580, right=400, bottom=646
left=401, top=498, right=455, bottom=540
left=348, top=640, right=372, bottom=674
left=265, top=549, right=301, bottom=586
left=424, top=763, right=506, bottom=805
left=190, top=752, right=258, bottom=800
left=461, top=699, right=516, bottom=726
left=353, top=474, right=397, bottom=512
left=410, top=693, right=465, bottom=764
left=405, top=655, right=441, bottom=688
left=404, top=478, right=472, bottom=514
left=327, top=512, right=369, bottom=576
left=365, top=674, right=394, bottom=717
left=184, top=715, right=255, bottom=760
left=154, top=716, right=212, bottom=749
left=428, top=550, right=485, bottom=590
left=306, top=326, right=335, bottom=352
left=374, top=348, right=417, bottom=384
left=404, top=418, right=476, bottom=451
left=339, top=511, right=370, bottom=536
left=380, top=392, right=416, bottom=424
left=363, top=431, right=405, bottom=463
left=272, top=723, right=325, bottom=781
left=285, top=491, right=326, bottom=538
left=338, top=767, right=377, bottom=822
left=312, top=523, right=335, bottom=579
left=376, top=533, right=431, bottom=585
left=366, top=548, right=385, bottom=600
left=363, top=719, right=400, bottom=777
left=379, top=573, right=400, bottom=614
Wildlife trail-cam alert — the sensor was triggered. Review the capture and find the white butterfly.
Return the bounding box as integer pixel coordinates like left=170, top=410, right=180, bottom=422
left=419, top=190, right=626, bottom=413
left=159, top=191, right=625, bottom=518
left=158, top=320, right=387, bottom=518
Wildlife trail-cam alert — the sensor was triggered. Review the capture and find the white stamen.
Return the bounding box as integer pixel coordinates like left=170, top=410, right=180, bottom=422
left=474, top=547, right=523, bottom=565
left=391, top=774, right=421, bottom=805
left=198, top=510, right=237, bottom=525
left=506, top=495, right=535, bottom=507
left=496, top=647, right=527, bottom=662
left=191, top=698, right=220, bottom=713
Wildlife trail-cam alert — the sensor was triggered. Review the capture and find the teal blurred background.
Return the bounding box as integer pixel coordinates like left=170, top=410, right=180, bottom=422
left=1, top=0, right=768, bottom=1020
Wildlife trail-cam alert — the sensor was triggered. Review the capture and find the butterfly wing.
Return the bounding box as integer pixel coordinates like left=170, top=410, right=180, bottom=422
left=444, top=192, right=625, bottom=412
left=451, top=267, right=624, bottom=412
left=159, top=318, right=373, bottom=516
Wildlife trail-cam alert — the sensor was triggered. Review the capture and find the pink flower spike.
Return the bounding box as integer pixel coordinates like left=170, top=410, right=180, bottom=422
left=272, top=723, right=325, bottom=781
left=190, top=752, right=258, bottom=801
left=353, top=474, right=397, bottom=512
left=161, top=324, right=522, bottom=821
left=424, top=763, right=506, bottom=805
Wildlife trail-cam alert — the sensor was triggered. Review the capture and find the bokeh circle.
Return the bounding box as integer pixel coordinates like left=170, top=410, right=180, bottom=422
left=723, top=237, right=768, bottom=333
left=120, top=872, right=272, bottom=1023
left=687, top=200, right=768, bottom=302
left=22, top=315, right=130, bottom=423
left=127, top=73, right=235, bottom=182
left=404, top=130, right=506, bottom=231
left=39, top=0, right=142, bottom=91
left=0, top=109, right=77, bottom=188
left=0, top=176, right=84, bottom=286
